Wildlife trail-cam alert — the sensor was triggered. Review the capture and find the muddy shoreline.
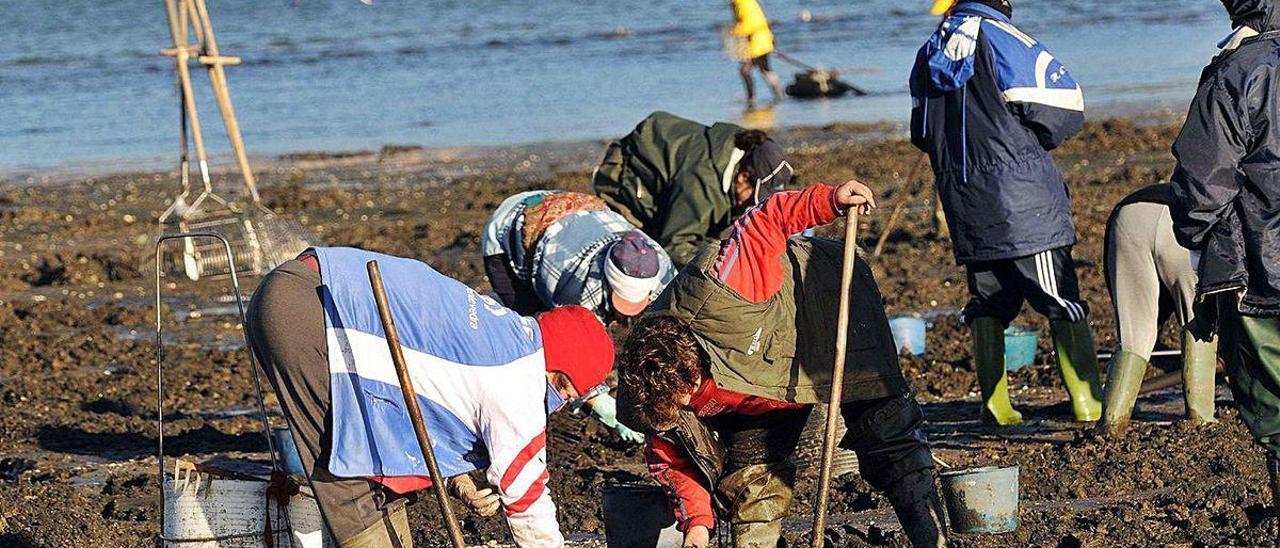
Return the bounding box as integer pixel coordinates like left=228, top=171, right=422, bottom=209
left=0, top=117, right=1271, bottom=547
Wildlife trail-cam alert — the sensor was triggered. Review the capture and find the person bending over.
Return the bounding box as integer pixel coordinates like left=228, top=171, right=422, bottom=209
left=247, top=247, right=614, bottom=547
left=617, top=182, right=947, bottom=547
left=593, top=111, right=795, bottom=268
left=482, top=189, right=672, bottom=444
left=1098, top=184, right=1217, bottom=435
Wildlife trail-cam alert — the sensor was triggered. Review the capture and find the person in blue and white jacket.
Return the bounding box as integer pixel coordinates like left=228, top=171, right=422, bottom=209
left=910, top=0, right=1103, bottom=426
left=246, top=247, right=615, bottom=547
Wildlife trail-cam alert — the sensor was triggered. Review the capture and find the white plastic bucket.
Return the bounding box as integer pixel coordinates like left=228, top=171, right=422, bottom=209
left=794, top=404, right=859, bottom=478
left=162, top=471, right=333, bottom=547
left=162, top=476, right=287, bottom=548
left=286, top=486, right=333, bottom=548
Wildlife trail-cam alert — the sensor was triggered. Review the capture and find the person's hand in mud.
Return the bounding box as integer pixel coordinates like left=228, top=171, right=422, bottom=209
left=833, top=179, right=877, bottom=215
left=446, top=473, right=501, bottom=516
left=588, top=393, right=646, bottom=445
left=683, top=525, right=711, bottom=548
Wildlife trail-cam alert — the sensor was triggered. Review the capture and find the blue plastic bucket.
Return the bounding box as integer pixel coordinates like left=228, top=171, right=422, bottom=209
left=272, top=426, right=306, bottom=478
left=940, top=465, right=1020, bottom=534
left=1004, top=327, right=1040, bottom=371
left=889, top=316, right=927, bottom=356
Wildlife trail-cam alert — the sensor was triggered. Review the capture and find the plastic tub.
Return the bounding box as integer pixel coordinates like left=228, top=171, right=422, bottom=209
left=162, top=460, right=333, bottom=548
left=939, top=465, right=1019, bottom=534
left=601, top=482, right=683, bottom=548
left=889, top=316, right=927, bottom=356
left=1004, top=327, right=1040, bottom=371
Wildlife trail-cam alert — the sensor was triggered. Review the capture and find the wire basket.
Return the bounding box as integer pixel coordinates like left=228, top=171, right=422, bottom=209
left=160, top=197, right=312, bottom=281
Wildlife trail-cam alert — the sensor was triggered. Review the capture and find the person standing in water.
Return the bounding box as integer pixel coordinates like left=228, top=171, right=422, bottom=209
left=728, top=0, right=783, bottom=106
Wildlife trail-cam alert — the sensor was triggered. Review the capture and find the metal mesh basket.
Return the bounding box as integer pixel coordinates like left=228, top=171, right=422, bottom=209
left=247, top=208, right=312, bottom=270
left=160, top=202, right=312, bottom=281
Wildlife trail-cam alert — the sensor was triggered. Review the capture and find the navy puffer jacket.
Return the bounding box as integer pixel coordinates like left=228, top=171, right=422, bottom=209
left=1169, top=0, right=1280, bottom=317
left=909, top=2, right=1084, bottom=265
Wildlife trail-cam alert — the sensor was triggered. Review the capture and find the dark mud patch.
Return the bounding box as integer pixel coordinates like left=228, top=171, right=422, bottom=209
left=20, top=252, right=143, bottom=287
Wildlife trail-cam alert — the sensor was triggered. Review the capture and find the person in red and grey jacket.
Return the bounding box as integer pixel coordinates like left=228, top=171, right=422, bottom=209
left=617, top=182, right=947, bottom=547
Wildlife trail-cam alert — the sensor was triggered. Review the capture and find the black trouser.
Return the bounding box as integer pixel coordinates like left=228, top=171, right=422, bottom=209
left=963, top=246, right=1089, bottom=324
left=838, top=394, right=935, bottom=490
left=245, top=260, right=412, bottom=547
left=708, top=394, right=940, bottom=546
left=841, top=393, right=945, bottom=548
left=482, top=253, right=546, bottom=316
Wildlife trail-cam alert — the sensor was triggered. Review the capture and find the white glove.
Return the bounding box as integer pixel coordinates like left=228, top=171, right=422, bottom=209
left=447, top=474, right=501, bottom=517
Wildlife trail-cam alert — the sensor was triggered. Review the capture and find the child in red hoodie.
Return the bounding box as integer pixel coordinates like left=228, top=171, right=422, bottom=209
left=619, top=181, right=947, bottom=547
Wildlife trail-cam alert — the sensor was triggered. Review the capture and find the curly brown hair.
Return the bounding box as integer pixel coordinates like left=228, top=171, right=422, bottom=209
left=616, top=316, right=706, bottom=433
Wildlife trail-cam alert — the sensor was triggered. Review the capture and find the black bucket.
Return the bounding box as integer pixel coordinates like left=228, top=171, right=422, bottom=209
left=600, top=482, right=683, bottom=548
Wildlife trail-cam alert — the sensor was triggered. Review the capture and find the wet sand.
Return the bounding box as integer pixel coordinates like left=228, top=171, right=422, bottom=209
left=0, top=117, right=1272, bottom=547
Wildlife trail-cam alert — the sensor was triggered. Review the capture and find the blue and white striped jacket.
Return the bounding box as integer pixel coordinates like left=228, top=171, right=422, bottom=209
left=314, top=246, right=565, bottom=547
left=910, top=2, right=1084, bottom=264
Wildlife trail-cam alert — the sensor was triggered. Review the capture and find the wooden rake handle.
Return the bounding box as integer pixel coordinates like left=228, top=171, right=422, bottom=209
left=811, top=209, right=859, bottom=546
left=367, top=261, right=467, bottom=548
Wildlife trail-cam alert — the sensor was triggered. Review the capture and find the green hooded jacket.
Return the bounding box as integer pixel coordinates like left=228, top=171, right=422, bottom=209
left=648, top=237, right=906, bottom=404
left=593, top=111, right=745, bottom=268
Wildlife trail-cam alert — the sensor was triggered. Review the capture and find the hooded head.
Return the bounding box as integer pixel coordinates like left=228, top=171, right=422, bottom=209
left=537, top=306, right=614, bottom=395
left=938, top=0, right=1012, bottom=18
left=1222, top=0, right=1280, bottom=32
left=732, top=130, right=793, bottom=209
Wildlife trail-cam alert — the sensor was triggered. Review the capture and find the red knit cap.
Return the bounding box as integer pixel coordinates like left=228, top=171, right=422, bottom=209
left=537, top=306, right=614, bottom=394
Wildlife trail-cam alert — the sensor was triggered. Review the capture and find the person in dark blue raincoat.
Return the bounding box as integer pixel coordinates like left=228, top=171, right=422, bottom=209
left=1170, top=1, right=1280, bottom=540
left=910, top=0, right=1102, bottom=426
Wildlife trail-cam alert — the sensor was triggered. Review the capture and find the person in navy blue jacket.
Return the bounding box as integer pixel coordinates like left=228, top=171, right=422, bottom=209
left=1170, top=1, right=1280, bottom=537
left=910, top=0, right=1102, bottom=426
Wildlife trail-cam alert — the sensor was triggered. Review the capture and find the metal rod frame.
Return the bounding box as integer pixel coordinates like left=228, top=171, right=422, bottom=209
left=154, top=232, right=277, bottom=543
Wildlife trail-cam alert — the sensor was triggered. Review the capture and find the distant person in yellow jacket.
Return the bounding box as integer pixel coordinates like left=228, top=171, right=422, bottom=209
left=729, top=0, right=782, bottom=106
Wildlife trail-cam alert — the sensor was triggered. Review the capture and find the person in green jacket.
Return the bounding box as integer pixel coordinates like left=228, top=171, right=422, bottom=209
left=593, top=111, right=794, bottom=268
left=616, top=182, right=947, bottom=547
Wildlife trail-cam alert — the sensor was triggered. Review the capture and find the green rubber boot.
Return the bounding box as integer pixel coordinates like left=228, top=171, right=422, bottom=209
left=1182, top=329, right=1218, bottom=425
left=1098, top=350, right=1148, bottom=436
left=973, top=317, right=1023, bottom=426
left=1050, top=319, right=1104, bottom=422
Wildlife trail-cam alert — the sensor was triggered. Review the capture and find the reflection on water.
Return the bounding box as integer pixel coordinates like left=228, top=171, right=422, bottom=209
left=0, top=0, right=1229, bottom=173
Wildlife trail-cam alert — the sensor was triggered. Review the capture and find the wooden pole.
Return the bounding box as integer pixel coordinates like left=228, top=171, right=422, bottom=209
left=873, top=154, right=928, bottom=258
left=366, top=261, right=467, bottom=548
left=811, top=209, right=860, bottom=546
left=187, top=0, right=262, bottom=204
left=161, top=0, right=212, bottom=189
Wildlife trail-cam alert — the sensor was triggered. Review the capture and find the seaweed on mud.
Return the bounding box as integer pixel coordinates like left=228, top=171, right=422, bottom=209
left=0, top=120, right=1268, bottom=547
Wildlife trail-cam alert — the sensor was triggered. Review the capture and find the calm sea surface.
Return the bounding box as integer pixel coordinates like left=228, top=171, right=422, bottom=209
left=0, top=0, right=1231, bottom=174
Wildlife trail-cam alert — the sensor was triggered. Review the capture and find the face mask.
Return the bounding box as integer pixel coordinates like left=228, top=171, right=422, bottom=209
left=545, top=382, right=567, bottom=415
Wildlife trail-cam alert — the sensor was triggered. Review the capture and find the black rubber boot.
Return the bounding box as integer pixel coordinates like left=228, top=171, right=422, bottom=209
left=882, top=468, right=949, bottom=548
